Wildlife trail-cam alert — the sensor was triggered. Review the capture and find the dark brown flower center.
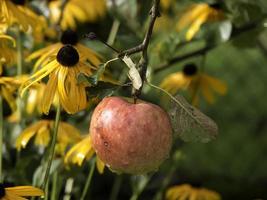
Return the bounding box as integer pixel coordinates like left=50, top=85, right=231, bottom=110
left=209, top=2, right=222, bottom=9
left=11, top=0, right=25, bottom=5
left=0, top=183, right=6, bottom=198
left=57, top=45, right=79, bottom=67
left=183, top=64, right=198, bottom=76
left=60, top=29, right=78, bottom=45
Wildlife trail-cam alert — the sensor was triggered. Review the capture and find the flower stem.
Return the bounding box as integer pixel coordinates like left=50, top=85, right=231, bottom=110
left=130, top=175, right=152, bottom=200
left=44, top=177, right=49, bottom=200
left=152, top=165, right=177, bottom=200
left=109, top=175, right=123, bottom=200
left=0, top=96, right=3, bottom=182
left=41, top=105, right=61, bottom=192
left=51, top=171, right=58, bottom=200
left=80, top=158, right=96, bottom=200
left=107, top=19, right=120, bottom=46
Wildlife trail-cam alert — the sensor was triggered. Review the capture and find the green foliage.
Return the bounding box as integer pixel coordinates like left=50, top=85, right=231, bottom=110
left=1, top=0, right=267, bottom=199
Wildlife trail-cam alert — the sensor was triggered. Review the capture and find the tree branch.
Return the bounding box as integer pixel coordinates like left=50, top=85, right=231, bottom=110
left=154, top=21, right=260, bottom=73
left=118, top=0, right=160, bottom=100
left=118, top=0, right=160, bottom=58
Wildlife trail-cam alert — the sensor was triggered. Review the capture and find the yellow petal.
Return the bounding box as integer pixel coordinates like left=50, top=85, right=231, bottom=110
left=41, top=71, right=58, bottom=114
left=186, top=11, right=209, bottom=41
left=15, top=121, right=47, bottom=150
left=34, top=125, right=51, bottom=147
left=96, top=156, right=105, bottom=174
left=64, top=136, right=94, bottom=166
left=6, top=186, right=44, bottom=197
left=160, top=72, right=192, bottom=95
left=20, top=59, right=58, bottom=97
left=176, top=4, right=209, bottom=31
left=203, top=74, right=227, bottom=95
left=0, top=34, right=16, bottom=47
left=4, top=192, right=28, bottom=200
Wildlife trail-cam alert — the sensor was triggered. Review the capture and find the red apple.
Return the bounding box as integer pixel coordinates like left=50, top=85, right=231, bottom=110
left=90, top=96, right=172, bottom=174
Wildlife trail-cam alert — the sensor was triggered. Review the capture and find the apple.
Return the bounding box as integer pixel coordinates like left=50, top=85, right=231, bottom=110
left=90, top=96, right=172, bottom=174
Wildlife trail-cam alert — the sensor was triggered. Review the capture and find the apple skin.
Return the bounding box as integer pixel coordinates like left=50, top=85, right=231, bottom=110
left=90, top=96, right=172, bottom=174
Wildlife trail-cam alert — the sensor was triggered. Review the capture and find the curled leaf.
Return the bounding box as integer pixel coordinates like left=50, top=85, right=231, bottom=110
left=122, top=55, right=142, bottom=90
left=146, top=82, right=218, bottom=143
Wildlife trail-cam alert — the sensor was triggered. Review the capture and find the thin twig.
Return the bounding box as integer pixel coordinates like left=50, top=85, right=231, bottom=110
left=154, top=21, right=261, bottom=73
left=118, top=0, right=160, bottom=100
left=119, top=0, right=160, bottom=57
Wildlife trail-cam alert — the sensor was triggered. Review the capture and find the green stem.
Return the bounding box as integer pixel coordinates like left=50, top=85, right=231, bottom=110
left=109, top=175, right=122, bottom=200
left=80, top=158, right=96, bottom=200
left=152, top=165, right=177, bottom=200
left=107, top=19, right=120, bottom=46
left=44, top=177, right=49, bottom=200
left=41, top=105, right=61, bottom=192
left=130, top=175, right=151, bottom=200
left=51, top=171, right=58, bottom=200
left=0, top=96, right=3, bottom=182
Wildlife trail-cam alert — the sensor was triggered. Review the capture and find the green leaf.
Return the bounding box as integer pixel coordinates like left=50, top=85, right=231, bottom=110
left=86, top=81, right=119, bottom=99
left=168, top=95, right=218, bottom=143
left=33, top=159, right=61, bottom=187
left=78, top=58, right=119, bottom=86
left=258, top=29, right=267, bottom=54
left=78, top=64, right=106, bottom=86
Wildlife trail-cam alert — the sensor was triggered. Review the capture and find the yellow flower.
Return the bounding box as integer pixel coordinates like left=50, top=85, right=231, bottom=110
left=0, top=0, right=45, bottom=33
left=49, top=0, right=107, bottom=30
left=0, top=76, right=25, bottom=111
left=176, top=3, right=224, bottom=41
left=16, top=120, right=82, bottom=155
left=7, top=76, right=47, bottom=123
left=0, top=183, right=44, bottom=200
left=9, top=82, right=57, bottom=122
left=31, top=17, right=54, bottom=44
left=27, top=29, right=101, bottom=71
left=64, top=135, right=105, bottom=174
left=0, top=34, right=16, bottom=74
left=166, top=184, right=221, bottom=200
left=160, top=64, right=227, bottom=105
left=21, top=44, right=100, bottom=114
left=25, top=83, right=46, bottom=115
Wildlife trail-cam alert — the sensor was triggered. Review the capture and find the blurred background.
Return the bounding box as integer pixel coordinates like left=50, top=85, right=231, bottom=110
left=1, top=0, right=267, bottom=199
